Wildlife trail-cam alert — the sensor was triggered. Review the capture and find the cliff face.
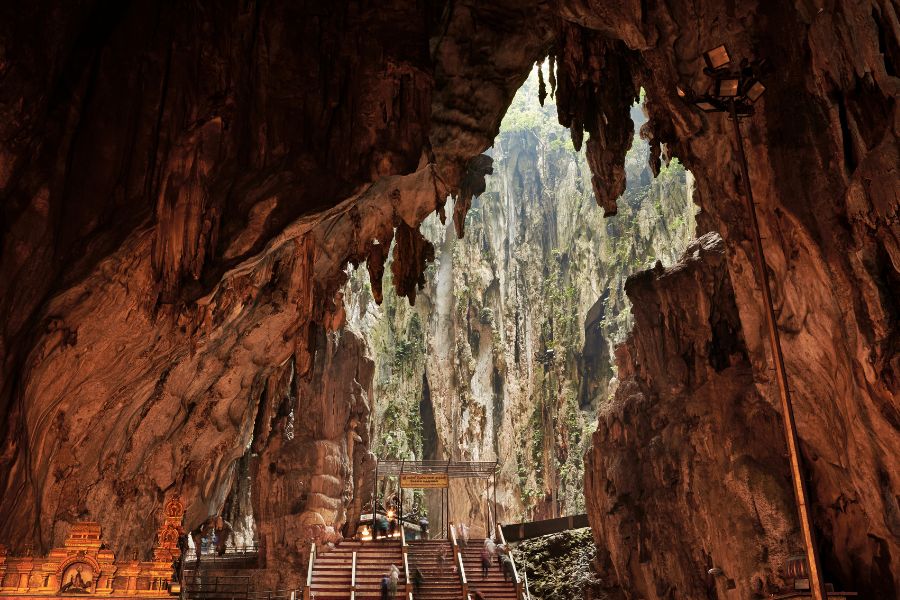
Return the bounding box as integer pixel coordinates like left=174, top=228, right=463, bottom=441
left=0, top=0, right=553, bottom=572
left=587, top=233, right=798, bottom=599
left=567, top=2, right=900, bottom=597
left=0, top=1, right=897, bottom=597
left=346, top=69, right=695, bottom=525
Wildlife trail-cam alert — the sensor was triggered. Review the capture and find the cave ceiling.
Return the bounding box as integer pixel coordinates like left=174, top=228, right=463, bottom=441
left=0, top=0, right=898, bottom=596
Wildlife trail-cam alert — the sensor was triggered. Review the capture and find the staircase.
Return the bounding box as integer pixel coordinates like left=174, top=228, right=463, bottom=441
left=182, top=571, right=251, bottom=600
left=459, top=540, right=518, bottom=600
left=407, top=540, right=463, bottom=600
left=181, top=545, right=259, bottom=600
left=309, top=540, right=407, bottom=599
left=181, top=548, right=260, bottom=600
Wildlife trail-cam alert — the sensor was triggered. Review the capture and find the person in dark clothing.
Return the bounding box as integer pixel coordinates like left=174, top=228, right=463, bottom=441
left=437, top=545, right=449, bottom=576
left=380, top=575, right=391, bottom=600
left=480, top=544, right=492, bottom=579
left=500, top=554, right=514, bottom=582
left=376, top=515, right=389, bottom=541
left=412, top=566, right=425, bottom=595
left=418, top=516, right=429, bottom=540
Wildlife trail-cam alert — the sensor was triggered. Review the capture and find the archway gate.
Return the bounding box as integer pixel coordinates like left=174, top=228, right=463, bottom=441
left=372, top=459, right=499, bottom=539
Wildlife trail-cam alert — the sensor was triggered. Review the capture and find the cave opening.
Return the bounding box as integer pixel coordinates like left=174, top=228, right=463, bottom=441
left=342, top=64, right=698, bottom=530
left=1, top=3, right=896, bottom=599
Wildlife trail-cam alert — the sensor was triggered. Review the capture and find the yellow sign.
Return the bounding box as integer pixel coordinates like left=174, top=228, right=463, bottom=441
left=400, top=473, right=449, bottom=488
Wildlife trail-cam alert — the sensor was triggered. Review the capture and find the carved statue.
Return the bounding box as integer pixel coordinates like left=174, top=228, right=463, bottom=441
left=60, top=566, right=92, bottom=594
left=189, top=515, right=233, bottom=560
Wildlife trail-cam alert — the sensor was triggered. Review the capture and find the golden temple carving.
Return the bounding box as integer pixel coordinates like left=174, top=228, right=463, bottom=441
left=0, top=495, right=185, bottom=599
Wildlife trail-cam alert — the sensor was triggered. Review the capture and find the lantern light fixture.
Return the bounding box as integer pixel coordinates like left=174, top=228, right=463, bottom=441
left=695, top=99, right=724, bottom=112
left=744, top=79, right=766, bottom=103
left=681, top=45, right=767, bottom=117
left=703, top=44, right=732, bottom=71
left=677, top=45, right=836, bottom=600
left=715, top=77, right=741, bottom=97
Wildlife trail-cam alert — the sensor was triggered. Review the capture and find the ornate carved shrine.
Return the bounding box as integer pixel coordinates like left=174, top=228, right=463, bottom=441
left=0, top=495, right=185, bottom=600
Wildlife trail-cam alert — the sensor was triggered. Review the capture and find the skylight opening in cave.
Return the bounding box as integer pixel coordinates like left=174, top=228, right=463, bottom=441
left=343, top=64, right=697, bottom=524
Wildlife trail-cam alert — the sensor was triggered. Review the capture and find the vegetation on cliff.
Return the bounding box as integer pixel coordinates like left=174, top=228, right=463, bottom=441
left=345, top=66, right=696, bottom=521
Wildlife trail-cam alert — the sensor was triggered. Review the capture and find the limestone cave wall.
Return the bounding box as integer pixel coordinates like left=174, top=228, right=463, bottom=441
left=0, top=0, right=896, bottom=597
left=343, top=70, right=696, bottom=527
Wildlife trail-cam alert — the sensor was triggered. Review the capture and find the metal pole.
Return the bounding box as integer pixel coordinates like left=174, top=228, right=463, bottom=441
left=373, top=459, right=378, bottom=534
left=493, top=468, right=498, bottom=537
left=728, top=98, right=827, bottom=600
left=446, top=458, right=451, bottom=540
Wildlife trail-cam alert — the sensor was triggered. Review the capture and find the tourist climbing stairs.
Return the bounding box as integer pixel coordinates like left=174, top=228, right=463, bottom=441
left=460, top=525, right=525, bottom=600
left=406, top=539, right=463, bottom=599
left=306, top=539, right=408, bottom=599
left=459, top=541, right=519, bottom=600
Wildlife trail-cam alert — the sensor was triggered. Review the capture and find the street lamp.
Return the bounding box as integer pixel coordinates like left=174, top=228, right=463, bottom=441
left=681, top=45, right=829, bottom=600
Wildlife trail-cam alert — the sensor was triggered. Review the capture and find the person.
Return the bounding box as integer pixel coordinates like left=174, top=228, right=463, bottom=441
left=373, top=515, right=383, bottom=540
left=389, top=564, right=399, bottom=594
left=483, top=537, right=496, bottom=557
left=418, top=516, right=429, bottom=540
left=377, top=514, right=389, bottom=541
left=379, top=574, right=391, bottom=600
left=500, top=553, right=514, bottom=582
left=412, top=566, right=425, bottom=595
left=437, top=545, right=449, bottom=576
left=461, top=522, right=470, bottom=547
left=495, top=543, right=507, bottom=570
left=388, top=511, right=397, bottom=538
left=213, top=516, right=232, bottom=556
left=480, top=543, right=492, bottom=579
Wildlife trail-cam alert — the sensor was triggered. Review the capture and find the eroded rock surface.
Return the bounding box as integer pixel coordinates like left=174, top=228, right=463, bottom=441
left=344, top=73, right=695, bottom=529
left=0, top=0, right=896, bottom=596
left=587, top=234, right=798, bottom=598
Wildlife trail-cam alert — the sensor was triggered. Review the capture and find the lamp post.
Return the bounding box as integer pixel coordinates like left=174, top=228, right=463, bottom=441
left=681, top=45, right=828, bottom=600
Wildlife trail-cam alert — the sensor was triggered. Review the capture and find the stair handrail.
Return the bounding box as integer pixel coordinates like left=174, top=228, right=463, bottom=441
left=350, top=551, right=357, bottom=600
left=303, top=542, right=316, bottom=600
left=456, top=551, right=468, bottom=598
left=450, top=525, right=468, bottom=598
left=496, top=523, right=524, bottom=600
left=523, top=567, right=532, bottom=600
left=401, top=526, right=412, bottom=596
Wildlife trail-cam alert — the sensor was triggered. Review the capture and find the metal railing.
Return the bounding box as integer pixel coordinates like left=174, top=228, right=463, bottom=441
left=350, top=551, right=357, bottom=600
left=450, top=525, right=469, bottom=598
left=401, top=526, right=412, bottom=597
left=500, top=514, right=589, bottom=542
left=246, top=590, right=302, bottom=600
left=302, top=543, right=316, bottom=600
left=457, top=552, right=468, bottom=598
left=181, top=575, right=251, bottom=600
left=184, top=545, right=261, bottom=561
left=497, top=524, right=525, bottom=600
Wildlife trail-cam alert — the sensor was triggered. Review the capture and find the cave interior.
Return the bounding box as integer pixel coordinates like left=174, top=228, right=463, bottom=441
left=0, top=1, right=898, bottom=599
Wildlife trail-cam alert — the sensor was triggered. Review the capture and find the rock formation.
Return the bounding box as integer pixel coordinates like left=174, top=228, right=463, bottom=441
left=345, top=70, right=695, bottom=527
left=587, top=233, right=799, bottom=598
left=0, top=0, right=896, bottom=597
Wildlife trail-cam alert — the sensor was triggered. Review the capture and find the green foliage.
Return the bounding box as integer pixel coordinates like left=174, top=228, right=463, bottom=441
left=498, top=67, right=579, bottom=155
left=357, top=64, right=698, bottom=521
left=514, top=529, right=607, bottom=600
